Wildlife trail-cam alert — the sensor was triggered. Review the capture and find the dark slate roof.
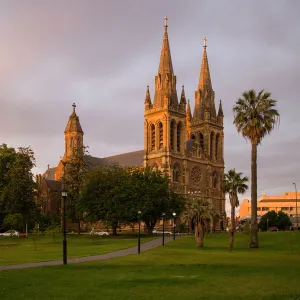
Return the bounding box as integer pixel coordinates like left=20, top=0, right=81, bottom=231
left=102, top=150, right=144, bottom=167
left=41, top=150, right=144, bottom=182
left=45, top=179, right=62, bottom=192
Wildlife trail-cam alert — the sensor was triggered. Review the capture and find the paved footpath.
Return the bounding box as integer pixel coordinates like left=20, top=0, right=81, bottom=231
left=0, top=236, right=174, bottom=271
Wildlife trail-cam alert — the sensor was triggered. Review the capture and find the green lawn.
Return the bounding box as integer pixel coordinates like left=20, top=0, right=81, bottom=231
left=0, top=233, right=155, bottom=265
left=1, top=232, right=300, bottom=300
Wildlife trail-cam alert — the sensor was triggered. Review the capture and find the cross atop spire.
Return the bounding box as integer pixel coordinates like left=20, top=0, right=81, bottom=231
left=198, top=36, right=212, bottom=89
left=158, top=16, right=173, bottom=75
left=204, top=36, right=207, bottom=48
left=65, top=103, right=83, bottom=134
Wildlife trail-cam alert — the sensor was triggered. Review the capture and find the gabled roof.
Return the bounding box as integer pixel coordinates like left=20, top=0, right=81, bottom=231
left=45, top=179, right=62, bottom=192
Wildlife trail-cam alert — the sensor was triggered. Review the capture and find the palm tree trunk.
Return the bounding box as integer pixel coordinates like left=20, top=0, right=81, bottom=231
left=250, top=142, right=259, bottom=248
left=229, top=205, right=235, bottom=251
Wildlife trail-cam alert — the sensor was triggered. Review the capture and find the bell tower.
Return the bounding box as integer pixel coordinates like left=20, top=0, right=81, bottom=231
left=143, top=17, right=186, bottom=190
left=187, top=37, right=225, bottom=215
left=55, top=103, right=84, bottom=180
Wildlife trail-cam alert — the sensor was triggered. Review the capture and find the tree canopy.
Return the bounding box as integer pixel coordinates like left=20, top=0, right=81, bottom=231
left=259, top=210, right=292, bottom=231
left=79, top=165, right=185, bottom=235
left=0, top=144, right=37, bottom=231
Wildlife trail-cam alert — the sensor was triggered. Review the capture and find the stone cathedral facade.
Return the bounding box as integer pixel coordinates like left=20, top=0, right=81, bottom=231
left=143, top=20, right=225, bottom=217
left=39, top=18, right=225, bottom=228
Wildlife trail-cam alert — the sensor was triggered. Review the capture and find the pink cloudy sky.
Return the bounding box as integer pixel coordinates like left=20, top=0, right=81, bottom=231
left=1, top=0, right=300, bottom=213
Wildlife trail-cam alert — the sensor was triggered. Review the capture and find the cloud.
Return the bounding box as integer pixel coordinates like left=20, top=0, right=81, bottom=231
left=0, top=0, right=299, bottom=213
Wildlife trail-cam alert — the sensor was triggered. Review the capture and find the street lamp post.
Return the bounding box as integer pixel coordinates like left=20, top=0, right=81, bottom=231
left=267, top=218, right=269, bottom=232
left=162, top=212, right=165, bottom=246
left=61, top=190, right=68, bottom=265
left=293, top=183, right=298, bottom=230
left=172, top=212, right=176, bottom=241
left=138, top=210, right=141, bottom=254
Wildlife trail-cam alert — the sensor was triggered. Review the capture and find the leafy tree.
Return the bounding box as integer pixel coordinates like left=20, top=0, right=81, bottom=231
left=277, top=211, right=292, bottom=230
left=184, top=197, right=215, bottom=248
left=233, top=90, right=279, bottom=248
left=3, top=213, right=23, bottom=231
left=38, top=212, right=60, bottom=231
left=259, top=210, right=292, bottom=231
left=79, top=164, right=134, bottom=235
left=0, top=144, right=37, bottom=230
left=222, top=169, right=248, bottom=251
left=259, top=210, right=277, bottom=231
left=45, top=225, right=61, bottom=243
left=129, top=167, right=185, bottom=235
left=31, top=224, right=41, bottom=251
left=62, top=146, right=91, bottom=234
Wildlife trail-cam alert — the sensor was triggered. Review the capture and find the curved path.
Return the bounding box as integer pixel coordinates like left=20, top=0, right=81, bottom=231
left=0, top=236, right=174, bottom=271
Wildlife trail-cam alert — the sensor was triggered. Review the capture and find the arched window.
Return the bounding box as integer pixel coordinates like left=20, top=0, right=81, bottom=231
left=212, top=170, right=217, bottom=188
left=170, top=120, right=176, bottom=151
left=199, top=132, right=204, bottom=151
left=215, top=134, right=219, bottom=159
left=177, top=122, right=181, bottom=152
left=173, top=164, right=180, bottom=182
left=158, top=122, right=163, bottom=149
left=210, top=132, right=214, bottom=157
left=150, top=124, right=155, bottom=150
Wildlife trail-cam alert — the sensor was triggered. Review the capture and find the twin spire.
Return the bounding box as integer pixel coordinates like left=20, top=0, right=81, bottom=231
left=146, top=17, right=221, bottom=121
left=198, top=36, right=212, bottom=89
left=158, top=16, right=174, bottom=75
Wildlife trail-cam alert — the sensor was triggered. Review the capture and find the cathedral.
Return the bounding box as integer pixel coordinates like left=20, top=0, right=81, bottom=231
left=38, top=17, right=225, bottom=228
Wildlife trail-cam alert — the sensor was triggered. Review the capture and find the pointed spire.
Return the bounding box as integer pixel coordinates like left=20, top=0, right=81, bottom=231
left=65, top=103, right=83, bottom=134
left=198, top=36, right=212, bottom=89
left=144, top=85, right=152, bottom=104
left=180, top=85, right=187, bottom=105
left=158, top=16, right=174, bottom=76
left=186, top=99, right=192, bottom=118
left=218, top=99, right=224, bottom=117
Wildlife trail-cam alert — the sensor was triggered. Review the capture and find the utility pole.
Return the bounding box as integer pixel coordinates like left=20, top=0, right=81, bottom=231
left=293, top=183, right=298, bottom=230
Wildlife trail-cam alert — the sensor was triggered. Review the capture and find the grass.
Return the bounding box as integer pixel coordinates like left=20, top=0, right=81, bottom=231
left=0, top=233, right=155, bottom=265
left=0, top=232, right=300, bottom=300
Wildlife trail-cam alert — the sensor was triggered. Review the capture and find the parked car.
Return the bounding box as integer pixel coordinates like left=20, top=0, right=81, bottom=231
left=90, top=230, right=109, bottom=236
left=268, top=226, right=279, bottom=232
left=152, top=229, right=172, bottom=236
left=0, top=230, right=19, bottom=237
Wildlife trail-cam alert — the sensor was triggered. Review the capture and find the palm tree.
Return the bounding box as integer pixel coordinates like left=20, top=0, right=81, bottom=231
left=223, top=169, right=248, bottom=251
left=233, top=89, right=279, bottom=248
left=183, top=197, right=215, bottom=248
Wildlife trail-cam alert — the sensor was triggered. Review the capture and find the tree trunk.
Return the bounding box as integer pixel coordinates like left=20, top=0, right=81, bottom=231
left=145, top=221, right=155, bottom=235
left=195, top=223, right=204, bottom=248
left=77, top=220, right=81, bottom=235
left=229, top=205, right=235, bottom=251
left=250, top=142, right=259, bottom=248
left=112, top=226, right=117, bottom=236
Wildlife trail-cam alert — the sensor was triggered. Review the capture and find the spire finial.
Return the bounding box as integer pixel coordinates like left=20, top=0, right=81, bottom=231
left=204, top=36, right=207, bottom=48
left=72, top=103, right=76, bottom=113
left=164, top=16, right=168, bottom=29
left=47, top=164, right=50, bottom=170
